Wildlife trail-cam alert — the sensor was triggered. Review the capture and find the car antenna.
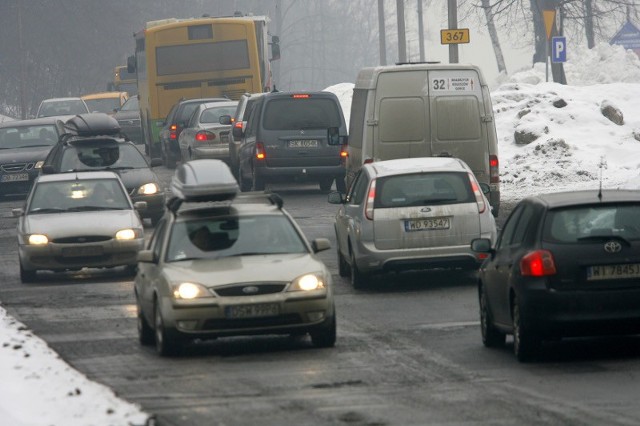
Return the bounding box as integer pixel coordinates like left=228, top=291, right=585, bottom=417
left=597, top=155, right=607, bottom=200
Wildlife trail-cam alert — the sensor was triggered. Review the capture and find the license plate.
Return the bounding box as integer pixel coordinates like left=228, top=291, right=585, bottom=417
left=587, top=263, right=640, bottom=280
left=404, top=217, right=450, bottom=231
left=225, top=303, right=280, bottom=319
left=289, top=140, right=318, bottom=148
left=62, top=246, right=104, bottom=257
left=1, top=173, right=29, bottom=182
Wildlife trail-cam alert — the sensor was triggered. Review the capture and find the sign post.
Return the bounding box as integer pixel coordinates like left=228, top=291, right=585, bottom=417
left=543, top=9, right=556, bottom=82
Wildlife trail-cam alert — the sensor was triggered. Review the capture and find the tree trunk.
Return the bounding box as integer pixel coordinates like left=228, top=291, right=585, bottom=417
left=584, top=0, right=595, bottom=48
left=531, top=0, right=547, bottom=64
left=481, top=0, right=507, bottom=74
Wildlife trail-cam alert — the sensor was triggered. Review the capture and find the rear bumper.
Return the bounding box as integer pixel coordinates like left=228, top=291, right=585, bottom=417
left=256, top=164, right=346, bottom=180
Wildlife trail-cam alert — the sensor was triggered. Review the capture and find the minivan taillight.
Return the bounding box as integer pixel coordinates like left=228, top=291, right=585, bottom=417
left=364, top=179, right=376, bottom=220
left=234, top=121, right=243, bottom=130
left=170, top=124, right=178, bottom=140
left=489, top=155, right=499, bottom=184
left=520, top=250, right=557, bottom=277
left=195, top=131, right=215, bottom=142
left=468, top=173, right=486, bottom=214
left=256, top=142, right=266, bottom=160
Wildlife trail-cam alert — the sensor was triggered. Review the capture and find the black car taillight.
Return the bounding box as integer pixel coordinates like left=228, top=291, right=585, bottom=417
left=520, top=250, right=557, bottom=277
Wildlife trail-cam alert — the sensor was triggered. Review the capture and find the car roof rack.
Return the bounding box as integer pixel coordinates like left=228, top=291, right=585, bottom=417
left=63, top=113, right=121, bottom=137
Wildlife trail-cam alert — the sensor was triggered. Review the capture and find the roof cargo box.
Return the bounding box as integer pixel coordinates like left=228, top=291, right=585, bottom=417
left=65, top=113, right=121, bottom=136
left=171, top=159, right=239, bottom=202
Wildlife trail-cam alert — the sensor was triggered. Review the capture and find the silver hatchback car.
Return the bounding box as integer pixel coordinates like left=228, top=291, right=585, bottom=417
left=328, top=157, right=497, bottom=289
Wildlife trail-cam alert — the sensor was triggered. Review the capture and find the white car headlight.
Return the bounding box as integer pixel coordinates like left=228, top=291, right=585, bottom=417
left=35, top=160, right=44, bottom=169
left=288, top=272, right=326, bottom=292
left=115, top=228, right=139, bottom=240
left=138, top=183, right=158, bottom=195
left=172, top=282, right=212, bottom=299
left=28, top=234, right=49, bottom=245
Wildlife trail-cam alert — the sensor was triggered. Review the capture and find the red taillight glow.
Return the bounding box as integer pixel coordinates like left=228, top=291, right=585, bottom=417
left=364, top=179, right=376, bottom=220
left=234, top=121, right=243, bottom=129
left=170, top=124, right=178, bottom=140
left=489, top=155, right=499, bottom=184
left=363, top=158, right=374, bottom=164
left=520, top=250, right=556, bottom=277
left=195, top=131, right=215, bottom=142
left=292, top=94, right=311, bottom=99
left=468, top=173, right=486, bottom=214
left=256, top=142, right=266, bottom=160
left=340, top=146, right=348, bottom=158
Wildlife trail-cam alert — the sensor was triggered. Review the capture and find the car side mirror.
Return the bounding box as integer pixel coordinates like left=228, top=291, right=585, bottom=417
left=41, top=165, right=55, bottom=174
left=137, top=250, right=156, bottom=263
left=11, top=208, right=24, bottom=217
left=134, top=201, right=148, bottom=211
left=311, top=238, right=331, bottom=253
left=149, top=158, right=163, bottom=167
left=327, top=127, right=347, bottom=146
left=327, top=191, right=345, bottom=204
left=219, top=115, right=232, bottom=125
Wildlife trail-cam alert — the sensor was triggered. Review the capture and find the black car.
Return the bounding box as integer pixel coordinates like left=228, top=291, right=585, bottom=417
left=158, top=97, right=229, bottom=169
left=41, top=113, right=166, bottom=225
left=0, top=117, right=66, bottom=198
left=472, top=189, right=640, bottom=362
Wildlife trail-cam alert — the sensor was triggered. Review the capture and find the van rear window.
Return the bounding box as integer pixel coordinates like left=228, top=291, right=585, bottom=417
left=263, top=98, right=342, bottom=130
left=375, top=172, right=473, bottom=208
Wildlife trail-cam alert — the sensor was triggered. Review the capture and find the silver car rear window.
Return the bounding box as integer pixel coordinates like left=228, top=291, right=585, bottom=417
left=544, top=204, right=640, bottom=242
left=374, top=172, right=473, bottom=208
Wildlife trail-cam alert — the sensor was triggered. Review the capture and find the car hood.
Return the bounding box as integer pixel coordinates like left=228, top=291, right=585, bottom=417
left=114, top=111, right=140, bottom=121
left=22, top=210, right=142, bottom=237
left=162, top=253, right=327, bottom=287
left=0, top=146, right=54, bottom=162
left=114, top=168, right=159, bottom=189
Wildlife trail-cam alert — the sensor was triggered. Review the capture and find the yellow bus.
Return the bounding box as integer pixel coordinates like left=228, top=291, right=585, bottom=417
left=128, top=15, right=279, bottom=158
left=108, top=65, right=138, bottom=95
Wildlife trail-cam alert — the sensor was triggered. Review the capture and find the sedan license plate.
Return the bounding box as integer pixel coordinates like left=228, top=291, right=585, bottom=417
left=225, top=303, right=280, bottom=319
left=289, top=140, right=318, bottom=148
left=587, top=263, right=640, bottom=280
left=62, top=246, right=104, bottom=257
left=1, top=173, right=29, bottom=182
left=404, top=217, right=450, bottom=232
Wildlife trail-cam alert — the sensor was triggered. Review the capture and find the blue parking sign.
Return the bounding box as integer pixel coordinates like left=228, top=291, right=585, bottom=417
left=552, top=37, right=567, bottom=63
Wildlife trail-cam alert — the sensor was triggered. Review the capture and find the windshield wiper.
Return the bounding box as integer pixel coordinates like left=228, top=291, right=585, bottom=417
left=104, top=166, right=136, bottom=170
left=29, top=207, right=66, bottom=214
left=66, top=206, right=124, bottom=211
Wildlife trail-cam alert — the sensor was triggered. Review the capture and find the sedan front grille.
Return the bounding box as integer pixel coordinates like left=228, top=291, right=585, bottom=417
left=52, top=236, right=111, bottom=244
left=1, top=163, right=32, bottom=172
left=203, top=314, right=302, bottom=330
left=214, top=283, right=287, bottom=297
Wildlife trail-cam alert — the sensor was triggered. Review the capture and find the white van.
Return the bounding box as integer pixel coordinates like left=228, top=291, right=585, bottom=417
left=342, top=63, right=500, bottom=216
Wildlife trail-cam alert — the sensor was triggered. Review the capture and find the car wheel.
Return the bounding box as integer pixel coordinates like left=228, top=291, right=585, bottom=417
left=136, top=294, right=154, bottom=346
left=163, top=148, right=177, bottom=169
left=310, top=314, right=336, bottom=348
left=154, top=301, right=180, bottom=357
left=350, top=250, right=367, bottom=290
left=19, top=260, right=37, bottom=283
left=318, top=178, right=333, bottom=193
left=125, top=264, right=138, bottom=277
left=337, top=248, right=349, bottom=278
left=252, top=169, right=265, bottom=191
left=335, top=177, right=347, bottom=193
left=479, top=286, right=505, bottom=348
left=512, top=297, right=540, bottom=362
left=238, top=165, right=251, bottom=192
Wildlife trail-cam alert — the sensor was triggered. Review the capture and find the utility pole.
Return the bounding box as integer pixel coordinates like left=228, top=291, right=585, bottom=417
left=378, top=0, right=387, bottom=65
left=18, top=0, right=27, bottom=119
left=397, top=0, right=407, bottom=63
left=417, top=0, right=425, bottom=62
left=447, top=0, right=459, bottom=63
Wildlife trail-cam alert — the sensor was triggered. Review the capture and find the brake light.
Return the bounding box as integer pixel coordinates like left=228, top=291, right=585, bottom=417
left=256, top=142, right=266, bottom=160
left=234, top=121, right=243, bottom=130
left=468, top=173, right=486, bottom=213
left=364, top=179, right=376, bottom=220
left=170, top=124, right=179, bottom=140
left=340, top=145, right=348, bottom=158
left=364, top=158, right=374, bottom=164
left=195, top=131, right=215, bottom=142
left=292, top=94, right=311, bottom=99
left=520, top=250, right=556, bottom=277
left=489, top=155, right=499, bottom=184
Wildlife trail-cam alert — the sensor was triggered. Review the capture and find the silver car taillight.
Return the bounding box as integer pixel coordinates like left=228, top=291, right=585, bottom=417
left=364, top=179, right=376, bottom=220
left=468, top=173, right=486, bottom=213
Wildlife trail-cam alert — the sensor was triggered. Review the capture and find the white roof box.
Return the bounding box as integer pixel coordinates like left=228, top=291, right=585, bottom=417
left=171, top=159, right=239, bottom=202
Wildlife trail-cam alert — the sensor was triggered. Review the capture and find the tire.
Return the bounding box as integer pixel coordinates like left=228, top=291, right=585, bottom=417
left=125, top=264, right=138, bottom=277
left=19, top=260, right=37, bottom=283
left=238, top=165, right=252, bottom=192
left=512, top=298, right=540, bottom=362
left=163, top=146, right=177, bottom=169
left=479, top=286, right=505, bottom=348
left=310, top=314, right=337, bottom=348
left=252, top=169, right=265, bottom=191
left=335, top=177, right=347, bottom=193
left=350, top=250, right=367, bottom=290
left=337, top=248, right=349, bottom=278
left=136, top=294, right=154, bottom=346
left=319, top=178, right=333, bottom=193
left=154, top=301, right=181, bottom=357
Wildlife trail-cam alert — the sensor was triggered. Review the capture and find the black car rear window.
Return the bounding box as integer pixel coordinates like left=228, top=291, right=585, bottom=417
left=543, top=203, right=640, bottom=242
left=374, top=172, right=474, bottom=208
left=60, top=142, right=148, bottom=171
left=262, top=97, right=342, bottom=130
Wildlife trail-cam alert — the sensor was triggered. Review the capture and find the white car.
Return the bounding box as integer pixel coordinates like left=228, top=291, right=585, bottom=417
left=36, top=97, right=90, bottom=118
left=328, top=157, right=497, bottom=289
left=14, top=171, right=146, bottom=282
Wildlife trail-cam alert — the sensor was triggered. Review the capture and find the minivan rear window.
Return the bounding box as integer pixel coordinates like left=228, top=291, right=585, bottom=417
left=263, top=98, right=342, bottom=130
left=543, top=204, right=640, bottom=242
left=375, top=172, right=473, bottom=208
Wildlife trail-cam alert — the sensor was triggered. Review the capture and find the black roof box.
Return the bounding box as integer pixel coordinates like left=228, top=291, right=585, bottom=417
left=171, top=159, right=239, bottom=203
left=64, top=113, right=121, bottom=137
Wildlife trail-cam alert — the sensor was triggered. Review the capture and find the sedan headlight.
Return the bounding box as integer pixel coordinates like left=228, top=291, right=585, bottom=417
left=34, top=160, right=45, bottom=169
left=172, top=282, right=212, bottom=299
left=288, top=272, right=326, bottom=292
left=138, top=183, right=159, bottom=195
left=115, top=228, right=140, bottom=240
left=27, top=234, right=49, bottom=245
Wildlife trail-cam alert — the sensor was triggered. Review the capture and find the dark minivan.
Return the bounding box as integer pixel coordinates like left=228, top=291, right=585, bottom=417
left=237, top=91, right=348, bottom=193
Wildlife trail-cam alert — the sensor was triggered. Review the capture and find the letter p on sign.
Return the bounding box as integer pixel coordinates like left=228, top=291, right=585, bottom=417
left=552, top=37, right=567, bottom=63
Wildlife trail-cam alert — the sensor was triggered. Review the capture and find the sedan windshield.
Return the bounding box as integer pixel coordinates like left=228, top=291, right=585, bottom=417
left=28, top=179, right=130, bottom=213
left=166, top=215, right=308, bottom=262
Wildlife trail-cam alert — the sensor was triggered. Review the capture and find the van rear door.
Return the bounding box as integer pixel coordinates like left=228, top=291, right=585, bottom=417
left=428, top=69, right=488, bottom=183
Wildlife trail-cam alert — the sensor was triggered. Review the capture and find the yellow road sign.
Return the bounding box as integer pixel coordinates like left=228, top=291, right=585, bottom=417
left=440, top=28, right=470, bottom=44
left=543, top=10, right=556, bottom=40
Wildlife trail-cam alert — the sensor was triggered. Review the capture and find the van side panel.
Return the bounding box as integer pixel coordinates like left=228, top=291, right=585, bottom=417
left=373, top=71, right=431, bottom=162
